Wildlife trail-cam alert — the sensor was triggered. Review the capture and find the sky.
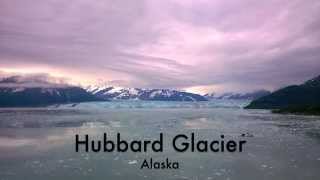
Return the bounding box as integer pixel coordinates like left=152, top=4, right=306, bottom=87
left=0, top=0, right=320, bottom=94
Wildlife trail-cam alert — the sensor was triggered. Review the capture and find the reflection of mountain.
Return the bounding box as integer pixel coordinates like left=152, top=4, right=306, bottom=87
left=86, top=86, right=208, bottom=101
left=246, top=75, right=320, bottom=113
left=0, top=76, right=101, bottom=107
left=204, top=90, right=270, bottom=101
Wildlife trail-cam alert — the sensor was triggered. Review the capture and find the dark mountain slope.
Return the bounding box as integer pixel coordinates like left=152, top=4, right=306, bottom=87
left=0, top=76, right=102, bottom=107
left=245, top=75, right=320, bottom=111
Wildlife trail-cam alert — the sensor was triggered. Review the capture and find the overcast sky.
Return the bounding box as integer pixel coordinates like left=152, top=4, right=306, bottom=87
left=0, top=0, right=320, bottom=94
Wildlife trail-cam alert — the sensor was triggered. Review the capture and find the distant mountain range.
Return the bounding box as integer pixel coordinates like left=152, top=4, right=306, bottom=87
left=0, top=75, right=209, bottom=107
left=5, top=73, right=318, bottom=110
left=86, top=85, right=207, bottom=101
left=246, top=75, right=320, bottom=114
left=0, top=76, right=100, bottom=107
left=204, top=90, right=270, bottom=100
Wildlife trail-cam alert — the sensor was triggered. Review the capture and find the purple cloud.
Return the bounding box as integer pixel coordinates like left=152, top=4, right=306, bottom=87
left=0, top=0, right=319, bottom=93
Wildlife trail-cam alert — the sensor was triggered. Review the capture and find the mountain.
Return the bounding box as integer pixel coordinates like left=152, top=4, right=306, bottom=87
left=0, top=76, right=102, bottom=107
left=245, top=75, right=320, bottom=110
left=86, top=85, right=208, bottom=101
left=204, top=90, right=270, bottom=100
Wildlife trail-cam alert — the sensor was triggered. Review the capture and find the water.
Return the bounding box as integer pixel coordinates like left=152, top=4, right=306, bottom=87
left=0, top=101, right=320, bottom=180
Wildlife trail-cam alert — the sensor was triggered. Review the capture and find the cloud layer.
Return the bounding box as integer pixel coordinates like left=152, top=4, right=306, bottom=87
left=1, top=0, right=320, bottom=93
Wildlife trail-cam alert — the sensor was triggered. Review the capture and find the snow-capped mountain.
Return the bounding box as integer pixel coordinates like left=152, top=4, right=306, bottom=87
left=86, top=85, right=208, bottom=101
left=0, top=76, right=101, bottom=107
left=204, top=90, right=270, bottom=101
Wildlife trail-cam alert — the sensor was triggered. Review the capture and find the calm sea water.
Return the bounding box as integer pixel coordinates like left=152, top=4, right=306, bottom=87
left=0, top=101, right=320, bottom=180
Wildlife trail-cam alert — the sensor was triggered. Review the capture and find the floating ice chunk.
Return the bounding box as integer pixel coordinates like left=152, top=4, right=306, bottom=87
left=128, top=160, right=138, bottom=164
left=261, top=164, right=268, bottom=168
left=33, top=161, right=40, bottom=164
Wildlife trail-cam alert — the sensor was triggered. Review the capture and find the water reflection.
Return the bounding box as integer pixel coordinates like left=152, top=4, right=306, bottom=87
left=0, top=107, right=319, bottom=180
